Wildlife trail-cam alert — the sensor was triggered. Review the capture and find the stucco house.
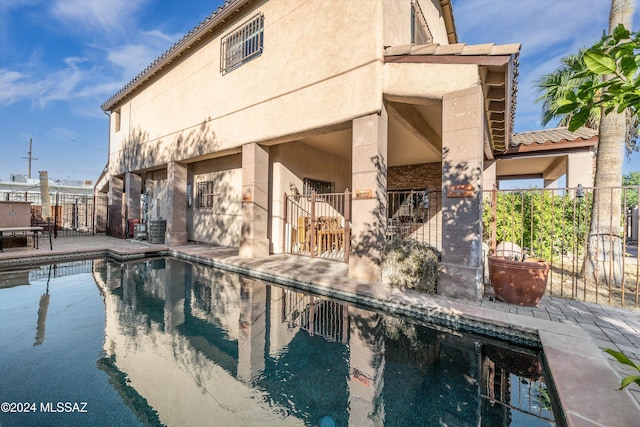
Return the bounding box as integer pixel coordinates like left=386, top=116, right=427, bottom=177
left=96, top=0, right=520, bottom=301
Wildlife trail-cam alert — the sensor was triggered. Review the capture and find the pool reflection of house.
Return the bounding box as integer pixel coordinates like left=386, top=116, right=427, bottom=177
left=93, top=258, right=553, bottom=426
left=96, top=0, right=520, bottom=300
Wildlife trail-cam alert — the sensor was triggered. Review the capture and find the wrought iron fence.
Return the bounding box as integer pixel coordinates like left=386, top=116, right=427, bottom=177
left=283, top=190, right=351, bottom=262
left=387, top=189, right=442, bottom=250
left=484, top=186, right=640, bottom=308
left=281, top=288, right=349, bottom=343
left=1, top=190, right=108, bottom=237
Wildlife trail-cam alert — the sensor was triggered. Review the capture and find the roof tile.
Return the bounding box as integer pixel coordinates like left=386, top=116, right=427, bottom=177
left=512, top=127, right=598, bottom=146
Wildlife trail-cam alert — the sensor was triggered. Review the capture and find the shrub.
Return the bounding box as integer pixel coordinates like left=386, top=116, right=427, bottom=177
left=381, top=238, right=441, bottom=294
left=483, top=190, right=592, bottom=261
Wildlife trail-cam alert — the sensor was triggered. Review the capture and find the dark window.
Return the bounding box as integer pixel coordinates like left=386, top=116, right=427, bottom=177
left=303, top=178, right=335, bottom=195
left=220, top=13, right=264, bottom=74
left=196, top=181, right=216, bottom=208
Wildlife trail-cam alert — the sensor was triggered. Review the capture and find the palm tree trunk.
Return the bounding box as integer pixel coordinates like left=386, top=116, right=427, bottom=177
left=584, top=0, right=634, bottom=285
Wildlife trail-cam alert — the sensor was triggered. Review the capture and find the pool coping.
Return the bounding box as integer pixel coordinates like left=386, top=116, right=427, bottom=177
left=2, top=245, right=639, bottom=426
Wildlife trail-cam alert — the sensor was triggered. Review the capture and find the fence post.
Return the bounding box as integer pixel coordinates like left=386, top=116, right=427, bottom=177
left=344, top=189, right=351, bottom=263
left=491, top=185, right=497, bottom=254
left=54, top=191, right=59, bottom=239
left=282, top=193, right=288, bottom=254
left=310, top=192, right=316, bottom=258
left=92, top=195, right=96, bottom=236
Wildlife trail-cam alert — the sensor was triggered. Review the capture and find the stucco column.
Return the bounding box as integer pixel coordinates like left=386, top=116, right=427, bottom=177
left=240, top=143, right=270, bottom=258
left=543, top=177, right=561, bottom=189
left=348, top=308, right=385, bottom=425
left=349, top=109, right=388, bottom=282
left=438, top=86, right=484, bottom=301
left=125, top=171, right=142, bottom=220
left=482, top=160, right=497, bottom=194
left=164, top=259, right=185, bottom=334
left=237, top=278, right=267, bottom=383
left=109, top=176, right=123, bottom=205
left=166, top=161, right=188, bottom=245
left=566, top=150, right=595, bottom=188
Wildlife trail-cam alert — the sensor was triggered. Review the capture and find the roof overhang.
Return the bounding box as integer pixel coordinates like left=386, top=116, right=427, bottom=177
left=384, top=42, right=520, bottom=155
left=439, top=0, right=458, bottom=44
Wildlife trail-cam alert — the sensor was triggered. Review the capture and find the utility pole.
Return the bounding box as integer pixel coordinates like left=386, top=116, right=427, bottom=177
left=22, top=137, right=38, bottom=179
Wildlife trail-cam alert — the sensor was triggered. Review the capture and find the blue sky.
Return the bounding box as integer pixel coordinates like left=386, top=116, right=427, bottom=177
left=1, top=0, right=638, bottom=183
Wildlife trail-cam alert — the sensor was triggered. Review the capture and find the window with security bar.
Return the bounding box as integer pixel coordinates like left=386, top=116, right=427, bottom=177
left=303, top=178, right=335, bottom=195
left=411, top=0, right=433, bottom=45
left=220, top=13, right=264, bottom=74
left=196, top=181, right=216, bottom=208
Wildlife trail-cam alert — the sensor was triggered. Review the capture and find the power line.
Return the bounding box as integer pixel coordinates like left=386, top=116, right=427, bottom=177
left=1, top=105, right=107, bottom=153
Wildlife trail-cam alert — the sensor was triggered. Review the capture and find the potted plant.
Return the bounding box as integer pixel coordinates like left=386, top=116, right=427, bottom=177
left=487, top=242, right=550, bottom=307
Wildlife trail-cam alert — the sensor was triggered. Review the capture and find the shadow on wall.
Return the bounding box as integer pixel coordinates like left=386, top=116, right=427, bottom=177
left=115, top=117, right=244, bottom=246
left=440, top=146, right=483, bottom=267
left=350, top=154, right=387, bottom=266
left=116, top=117, right=220, bottom=174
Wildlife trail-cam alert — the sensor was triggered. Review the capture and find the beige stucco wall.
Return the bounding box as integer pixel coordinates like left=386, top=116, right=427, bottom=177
left=383, top=0, right=449, bottom=47
left=384, top=63, right=479, bottom=100
left=108, top=0, right=390, bottom=177
left=188, top=155, right=242, bottom=246
left=269, top=141, right=351, bottom=254
left=421, top=0, right=450, bottom=44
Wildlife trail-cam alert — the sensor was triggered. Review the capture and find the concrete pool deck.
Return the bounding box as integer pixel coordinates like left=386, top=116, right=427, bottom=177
left=1, top=235, right=639, bottom=426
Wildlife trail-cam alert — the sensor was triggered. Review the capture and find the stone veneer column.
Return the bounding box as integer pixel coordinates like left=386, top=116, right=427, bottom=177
left=349, top=108, right=388, bottom=282
left=438, top=86, right=484, bottom=301
left=125, top=171, right=142, bottom=220
left=109, top=176, right=123, bottom=205
left=165, top=161, right=187, bottom=245
left=240, top=143, right=270, bottom=258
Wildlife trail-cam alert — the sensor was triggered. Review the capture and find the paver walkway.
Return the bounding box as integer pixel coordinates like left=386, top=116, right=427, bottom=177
left=1, top=235, right=639, bottom=425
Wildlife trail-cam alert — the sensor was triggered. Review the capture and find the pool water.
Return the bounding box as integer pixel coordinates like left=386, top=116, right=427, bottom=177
left=0, top=258, right=558, bottom=426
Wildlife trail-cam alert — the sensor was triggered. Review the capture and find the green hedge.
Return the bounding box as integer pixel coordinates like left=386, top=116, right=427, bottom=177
left=482, top=190, right=591, bottom=261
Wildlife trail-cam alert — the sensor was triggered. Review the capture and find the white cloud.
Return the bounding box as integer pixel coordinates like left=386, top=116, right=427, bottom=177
left=0, top=69, right=51, bottom=105
left=452, top=0, right=640, bottom=132
left=107, top=44, right=163, bottom=82
left=50, top=0, right=148, bottom=36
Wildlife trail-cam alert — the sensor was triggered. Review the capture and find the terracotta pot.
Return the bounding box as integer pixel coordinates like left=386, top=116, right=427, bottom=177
left=488, top=255, right=549, bottom=306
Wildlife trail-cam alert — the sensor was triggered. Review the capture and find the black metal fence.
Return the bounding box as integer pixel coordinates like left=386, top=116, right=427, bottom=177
left=485, top=185, right=640, bottom=308
left=387, top=189, right=442, bottom=250
left=1, top=190, right=108, bottom=237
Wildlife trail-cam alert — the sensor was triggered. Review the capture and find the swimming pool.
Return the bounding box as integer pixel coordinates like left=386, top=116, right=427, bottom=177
left=0, top=257, right=558, bottom=426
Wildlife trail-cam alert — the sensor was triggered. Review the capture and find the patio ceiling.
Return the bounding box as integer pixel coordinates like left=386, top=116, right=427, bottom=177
left=298, top=103, right=442, bottom=168
left=384, top=42, right=521, bottom=156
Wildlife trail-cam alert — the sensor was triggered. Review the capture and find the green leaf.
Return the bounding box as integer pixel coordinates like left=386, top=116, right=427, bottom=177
left=584, top=51, right=617, bottom=75
left=619, top=375, right=640, bottom=390
left=613, top=24, right=631, bottom=42
left=568, top=109, right=590, bottom=131
left=620, top=56, right=638, bottom=80
left=556, top=102, right=579, bottom=115
left=605, top=348, right=640, bottom=368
